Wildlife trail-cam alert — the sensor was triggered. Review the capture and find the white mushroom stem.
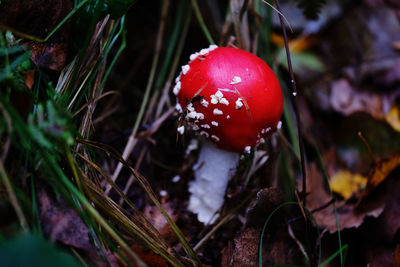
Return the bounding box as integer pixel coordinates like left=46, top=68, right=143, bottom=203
left=188, top=141, right=240, bottom=224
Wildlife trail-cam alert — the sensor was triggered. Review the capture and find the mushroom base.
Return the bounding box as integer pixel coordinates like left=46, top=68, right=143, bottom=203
left=188, top=141, right=240, bottom=224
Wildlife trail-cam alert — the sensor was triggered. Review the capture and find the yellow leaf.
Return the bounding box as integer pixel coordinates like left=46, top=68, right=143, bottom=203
left=363, top=155, right=400, bottom=197
left=330, top=170, right=367, bottom=200
left=270, top=33, right=317, bottom=52
left=385, top=106, right=400, bottom=132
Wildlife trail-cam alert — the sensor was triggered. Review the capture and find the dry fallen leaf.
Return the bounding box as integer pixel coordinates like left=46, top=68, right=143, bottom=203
left=329, top=169, right=367, bottom=200
left=30, top=42, right=69, bottom=71
left=362, top=155, right=400, bottom=198
left=38, top=188, right=117, bottom=266
left=270, top=33, right=317, bottom=52
left=143, top=202, right=178, bottom=240
left=0, top=0, right=72, bottom=71
left=24, top=70, right=35, bottom=90
left=305, top=163, right=384, bottom=234
left=329, top=79, right=389, bottom=119
left=131, top=244, right=168, bottom=267
left=222, top=188, right=301, bottom=266
left=385, top=106, right=400, bottom=132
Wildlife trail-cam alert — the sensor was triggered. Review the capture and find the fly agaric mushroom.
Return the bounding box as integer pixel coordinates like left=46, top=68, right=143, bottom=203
left=173, top=45, right=283, bottom=224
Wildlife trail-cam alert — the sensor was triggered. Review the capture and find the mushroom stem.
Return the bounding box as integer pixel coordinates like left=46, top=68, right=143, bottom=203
left=188, top=141, right=240, bottom=224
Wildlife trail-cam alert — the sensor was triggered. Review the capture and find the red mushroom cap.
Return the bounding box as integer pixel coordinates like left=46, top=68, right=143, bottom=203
left=174, top=46, right=283, bottom=153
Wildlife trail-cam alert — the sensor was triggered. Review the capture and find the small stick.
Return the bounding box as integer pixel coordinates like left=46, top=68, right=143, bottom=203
left=274, top=0, right=308, bottom=206
left=358, top=131, right=375, bottom=163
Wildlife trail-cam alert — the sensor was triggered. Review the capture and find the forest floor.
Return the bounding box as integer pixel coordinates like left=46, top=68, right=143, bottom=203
left=1, top=0, right=400, bottom=266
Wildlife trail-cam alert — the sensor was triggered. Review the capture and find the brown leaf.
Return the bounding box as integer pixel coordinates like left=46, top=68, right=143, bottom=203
left=39, top=188, right=92, bottom=251
left=131, top=245, right=168, bottom=267
left=306, top=163, right=384, bottom=234
left=0, top=0, right=68, bottom=40
left=38, top=188, right=117, bottom=266
left=385, top=106, right=400, bottom=132
left=314, top=202, right=384, bottom=235
left=0, top=0, right=72, bottom=70
left=143, top=202, right=178, bottom=239
left=244, top=188, right=284, bottom=228
left=24, top=70, right=35, bottom=90
left=30, top=42, right=69, bottom=71
left=223, top=188, right=301, bottom=266
left=373, top=175, right=400, bottom=239
left=329, top=79, right=389, bottom=119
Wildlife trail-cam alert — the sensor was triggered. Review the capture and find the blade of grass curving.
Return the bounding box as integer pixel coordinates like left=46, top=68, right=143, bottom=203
left=41, top=151, right=148, bottom=267
left=153, top=8, right=192, bottom=120
left=77, top=139, right=202, bottom=265
left=73, top=17, right=124, bottom=138
left=99, top=17, right=126, bottom=89
left=0, top=93, right=142, bottom=264
left=71, top=248, right=89, bottom=267
left=309, top=134, right=344, bottom=266
left=43, top=0, right=90, bottom=42
left=67, top=68, right=95, bottom=110
left=75, top=151, right=181, bottom=258
left=258, top=202, right=322, bottom=267
left=73, top=90, right=120, bottom=118
left=66, top=145, right=84, bottom=192
left=144, top=0, right=187, bottom=122
left=3, top=0, right=90, bottom=42
left=0, top=51, right=31, bottom=82
left=76, top=167, right=184, bottom=267
left=107, top=0, right=171, bottom=194
left=67, top=16, right=115, bottom=111
left=319, top=245, right=348, bottom=267
left=155, top=0, right=185, bottom=89
left=72, top=143, right=184, bottom=265
left=0, top=45, right=24, bottom=56
left=191, top=0, right=215, bottom=44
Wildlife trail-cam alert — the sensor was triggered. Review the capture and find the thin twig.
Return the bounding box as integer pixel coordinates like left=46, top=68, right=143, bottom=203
left=261, top=0, right=293, bottom=32
left=274, top=0, right=308, bottom=206
left=288, top=224, right=309, bottom=262
left=106, top=0, right=171, bottom=195
left=193, top=193, right=254, bottom=251
left=358, top=131, right=375, bottom=163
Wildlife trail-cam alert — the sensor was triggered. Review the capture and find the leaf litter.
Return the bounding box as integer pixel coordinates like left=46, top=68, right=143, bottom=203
left=3, top=0, right=400, bottom=266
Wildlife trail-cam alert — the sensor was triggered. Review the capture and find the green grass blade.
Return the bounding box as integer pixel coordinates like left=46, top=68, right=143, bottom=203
left=191, top=0, right=215, bottom=44
left=310, top=134, right=345, bottom=266
left=0, top=51, right=31, bottom=81
left=259, top=202, right=322, bottom=266
left=319, top=245, right=348, bottom=267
